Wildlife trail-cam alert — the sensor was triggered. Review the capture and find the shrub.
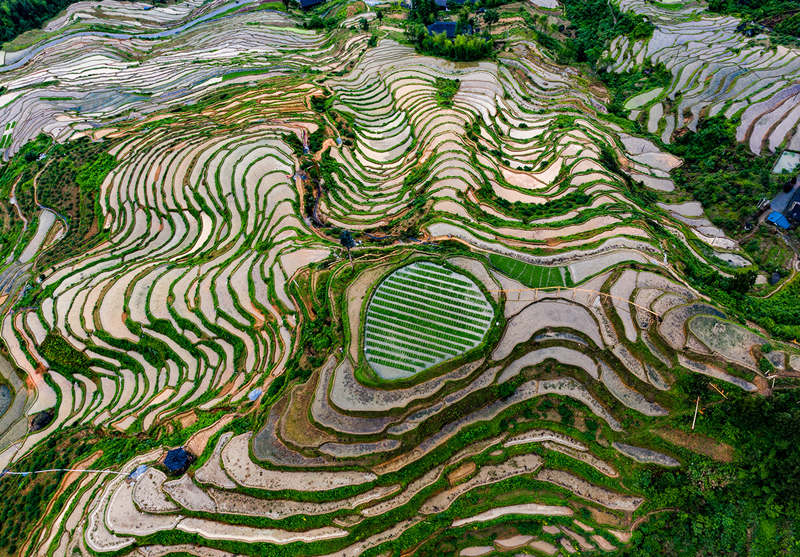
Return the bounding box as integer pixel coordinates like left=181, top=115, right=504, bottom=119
left=434, top=77, right=460, bottom=107
left=308, top=128, right=325, bottom=153
left=39, top=331, right=90, bottom=377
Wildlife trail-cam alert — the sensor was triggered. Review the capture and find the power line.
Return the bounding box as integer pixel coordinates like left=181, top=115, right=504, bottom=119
left=487, top=286, right=661, bottom=318
left=0, top=468, right=126, bottom=480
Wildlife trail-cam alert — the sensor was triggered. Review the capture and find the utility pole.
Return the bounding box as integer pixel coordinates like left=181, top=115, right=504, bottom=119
left=709, top=383, right=727, bottom=399
left=691, top=396, right=700, bottom=430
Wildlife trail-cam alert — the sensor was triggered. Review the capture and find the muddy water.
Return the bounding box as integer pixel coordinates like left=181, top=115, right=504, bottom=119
left=0, top=384, right=10, bottom=419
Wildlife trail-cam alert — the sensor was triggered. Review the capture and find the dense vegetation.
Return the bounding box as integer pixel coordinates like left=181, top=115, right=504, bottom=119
left=0, top=135, right=117, bottom=274
left=434, top=77, right=460, bottom=108
left=708, top=0, right=800, bottom=40
left=668, top=116, right=778, bottom=234
left=559, top=0, right=654, bottom=64
left=39, top=331, right=91, bottom=378
left=476, top=176, right=591, bottom=224
left=625, top=389, right=800, bottom=556
left=407, top=0, right=439, bottom=27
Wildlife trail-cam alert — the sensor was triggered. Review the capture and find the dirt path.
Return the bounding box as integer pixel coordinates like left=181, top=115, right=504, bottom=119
left=313, top=138, right=337, bottom=161
left=8, top=175, right=27, bottom=226
left=631, top=507, right=679, bottom=532
left=32, top=157, right=53, bottom=207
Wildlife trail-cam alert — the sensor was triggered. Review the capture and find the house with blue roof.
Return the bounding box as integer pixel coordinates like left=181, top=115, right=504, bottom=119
left=427, top=21, right=471, bottom=38
left=434, top=0, right=466, bottom=8
left=767, top=211, right=791, bottom=230
left=298, top=0, right=325, bottom=8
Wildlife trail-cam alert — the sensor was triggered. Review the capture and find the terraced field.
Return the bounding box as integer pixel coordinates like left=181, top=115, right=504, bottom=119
left=0, top=0, right=797, bottom=555
left=489, top=253, right=568, bottom=288
left=608, top=0, right=800, bottom=154
left=364, top=261, right=494, bottom=379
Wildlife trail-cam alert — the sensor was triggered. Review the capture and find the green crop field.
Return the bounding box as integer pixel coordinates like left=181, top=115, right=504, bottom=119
left=364, top=261, right=493, bottom=379
left=489, top=253, right=569, bottom=288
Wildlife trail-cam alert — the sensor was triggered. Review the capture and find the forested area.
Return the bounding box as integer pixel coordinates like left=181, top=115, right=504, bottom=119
left=669, top=116, right=778, bottom=234
left=0, top=0, right=76, bottom=43
left=559, top=0, right=653, bottom=64
left=707, top=0, right=800, bottom=40
left=624, top=390, right=800, bottom=556
left=405, top=0, right=493, bottom=61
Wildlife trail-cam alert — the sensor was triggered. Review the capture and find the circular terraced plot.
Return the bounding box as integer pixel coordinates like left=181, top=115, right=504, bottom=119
left=364, top=261, right=493, bottom=380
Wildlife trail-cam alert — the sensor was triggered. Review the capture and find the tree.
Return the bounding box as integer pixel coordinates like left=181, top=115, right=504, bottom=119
left=306, top=15, right=325, bottom=29
left=340, top=229, right=355, bottom=261
left=457, top=5, right=471, bottom=31
left=405, top=22, right=428, bottom=44
left=484, top=8, right=499, bottom=29
left=409, top=0, right=438, bottom=25
left=729, top=268, right=757, bottom=293
left=376, top=7, right=384, bottom=21
left=360, top=17, right=369, bottom=31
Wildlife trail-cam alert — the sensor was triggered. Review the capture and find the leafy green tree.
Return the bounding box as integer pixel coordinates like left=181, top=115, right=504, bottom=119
left=484, top=8, right=499, bottom=29
left=776, top=13, right=800, bottom=37
left=408, top=0, right=438, bottom=25
left=729, top=268, right=757, bottom=293
left=339, top=229, right=355, bottom=262
left=457, top=5, right=471, bottom=30
left=560, top=0, right=654, bottom=64
left=306, top=15, right=325, bottom=28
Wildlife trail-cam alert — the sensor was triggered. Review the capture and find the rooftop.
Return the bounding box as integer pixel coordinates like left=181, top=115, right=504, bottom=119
left=427, top=21, right=471, bottom=38
left=164, top=447, right=194, bottom=473
left=434, top=0, right=466, bottom=7
left=766, top=211, right=791, bottom=230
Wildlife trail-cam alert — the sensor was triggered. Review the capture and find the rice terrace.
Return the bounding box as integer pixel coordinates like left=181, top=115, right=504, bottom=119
left=0, top=0, right=800, bottom=555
